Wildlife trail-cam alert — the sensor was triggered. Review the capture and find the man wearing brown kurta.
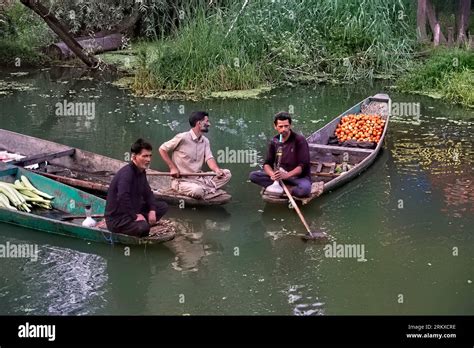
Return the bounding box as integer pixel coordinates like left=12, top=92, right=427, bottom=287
left=159, top=111, right=231, bottom=199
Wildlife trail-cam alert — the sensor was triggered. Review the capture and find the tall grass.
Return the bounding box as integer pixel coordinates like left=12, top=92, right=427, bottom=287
left=135, top=0, right=417, bottom=94
left=397, top=48, right=474, bottom=107
left=397, top=48, right=474, bottom=91
left=144, top=8, right=271, bottom=93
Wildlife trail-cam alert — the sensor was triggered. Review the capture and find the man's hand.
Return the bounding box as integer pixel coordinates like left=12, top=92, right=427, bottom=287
left=136, top=214, right=146, bottom=222
left=270, top=170, right=281, bottom=181
left=170, top=166, right=181, bottom=178
left=215, top=169, right=225, bottom=178
left=148, top=210, right=157, bottom=226
left=271, top=170, right=290, bottom=181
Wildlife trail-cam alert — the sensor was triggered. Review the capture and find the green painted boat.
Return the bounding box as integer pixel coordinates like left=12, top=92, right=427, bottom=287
left=0, top=162, right=175, bottom=245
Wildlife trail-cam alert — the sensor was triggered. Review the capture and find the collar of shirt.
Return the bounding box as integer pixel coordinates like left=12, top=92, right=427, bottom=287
left=189, top=129, right=203, bottom=142
left=130, top=161, right=144, bottom=175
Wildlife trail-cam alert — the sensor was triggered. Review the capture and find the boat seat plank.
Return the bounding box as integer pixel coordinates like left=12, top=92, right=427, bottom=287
left=11, top=149, right=75, bottom=167
left=310, top=161, right=339, bottom=177
left=309, top=143, right=374, bottom=154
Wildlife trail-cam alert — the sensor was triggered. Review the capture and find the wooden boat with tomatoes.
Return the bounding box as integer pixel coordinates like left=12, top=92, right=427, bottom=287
left=261, top=93, right=391, bottom=204
left=0, top=129, right=231, bottom=206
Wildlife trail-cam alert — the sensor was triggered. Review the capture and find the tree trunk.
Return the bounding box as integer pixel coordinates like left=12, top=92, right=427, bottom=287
left=456, top=0, right=471, bottom=44
left=46, top=34, right=124, bottom=60
left=447, top=26, right=455, bottom=47
left=19, top=0, right=99, bottom=68
left=417, top=0, right=428, bottom=42
left=426, top=0, right=447, bottom=45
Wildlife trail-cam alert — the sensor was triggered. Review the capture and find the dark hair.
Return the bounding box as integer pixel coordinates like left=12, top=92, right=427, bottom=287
left=273, top=111, right=292, bottom=125
left=189, top=111, right=209, bottom=127
left=131, top=138, right=152, bottom=154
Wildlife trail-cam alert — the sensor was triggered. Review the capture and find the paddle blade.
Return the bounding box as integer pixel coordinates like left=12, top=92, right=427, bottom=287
left=300, top=230, right=329, bottom=242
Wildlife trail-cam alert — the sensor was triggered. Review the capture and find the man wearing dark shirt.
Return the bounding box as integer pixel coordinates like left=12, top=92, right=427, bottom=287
left=105, top=139, right=168, bottom=237
left=249, top=112, right=311, bottom=197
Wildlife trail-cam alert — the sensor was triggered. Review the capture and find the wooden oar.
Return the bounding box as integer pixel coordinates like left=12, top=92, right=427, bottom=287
left=279, top=180, right=328, bottom=241
left=147, top=171, right=217, bottom=177
left=32, top=171, right=109, bottom=191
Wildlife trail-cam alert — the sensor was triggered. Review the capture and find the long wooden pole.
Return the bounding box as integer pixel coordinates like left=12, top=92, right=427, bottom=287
left=280, top=181, right=328, bottom=240
left=280, top=181, right=312, bottom=234
left=34, top=171, right=108, bottom=191
left=147, top=172, right=217, bottom=177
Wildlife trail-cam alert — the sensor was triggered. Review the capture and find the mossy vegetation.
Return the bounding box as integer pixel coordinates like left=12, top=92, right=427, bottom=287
left=397, top=49, right=474, bottom=107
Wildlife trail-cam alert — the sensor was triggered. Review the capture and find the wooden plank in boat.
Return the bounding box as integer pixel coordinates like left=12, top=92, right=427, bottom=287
left=309, top=143, right=374, bottom=154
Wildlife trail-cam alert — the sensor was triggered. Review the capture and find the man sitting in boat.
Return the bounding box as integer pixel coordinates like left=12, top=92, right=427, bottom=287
left=159, top=111, right=231, bottom=199
left=105, top=139, right=168, bottom=237
left=249, top=112, right=311, bottom=197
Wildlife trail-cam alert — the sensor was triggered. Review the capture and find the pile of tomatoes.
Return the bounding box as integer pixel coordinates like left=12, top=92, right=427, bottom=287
left=335, top=114, right=385, bottom=143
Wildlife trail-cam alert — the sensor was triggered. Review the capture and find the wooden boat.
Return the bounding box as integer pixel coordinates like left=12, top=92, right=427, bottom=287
left=0, top=162, right=176, bottom=245
left=0, top=129, right=231, bottom=206
left=261, top=93, right=391, bottom=204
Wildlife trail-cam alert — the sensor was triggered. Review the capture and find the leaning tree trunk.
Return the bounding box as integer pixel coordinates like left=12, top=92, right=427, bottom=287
left=456, top=0, right=471, bottom=44
left=19, top=0, right=99, bottom=68
left=417, top=0, right=429, bottom=42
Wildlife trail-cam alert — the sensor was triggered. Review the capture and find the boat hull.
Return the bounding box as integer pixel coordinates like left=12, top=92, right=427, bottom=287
left=0, top=129, right=231, bottom=206
left=0, top=163, right=175, bottom=245
left=262, top=93, right=391, bottom=204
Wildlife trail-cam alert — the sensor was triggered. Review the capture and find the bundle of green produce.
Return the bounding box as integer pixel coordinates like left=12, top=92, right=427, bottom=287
left=0, top=176, right=54, bottom=212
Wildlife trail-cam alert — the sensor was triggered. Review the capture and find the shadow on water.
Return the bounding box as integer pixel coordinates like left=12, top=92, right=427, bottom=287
left=164, top=206, right=231, bottom=273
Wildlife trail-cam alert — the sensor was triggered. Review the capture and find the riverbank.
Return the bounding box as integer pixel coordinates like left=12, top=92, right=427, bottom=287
left=1, top=0, right=472, bottom=106
left=126, top=0, right=416, bottom=97
left=396, top=48, right=473, bottom=108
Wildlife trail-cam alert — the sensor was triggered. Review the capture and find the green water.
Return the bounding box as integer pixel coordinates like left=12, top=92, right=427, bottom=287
left=0, top=68, right=472, bottom=315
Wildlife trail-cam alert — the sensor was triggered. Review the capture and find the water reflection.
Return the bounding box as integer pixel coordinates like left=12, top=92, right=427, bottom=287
left=391, top=117, right=473, bottom=218
left=440, top=177, right=473, bottom=218
left=1, top=68, right=473, bottom=315
left=164, top=208, right=231, bottom=273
